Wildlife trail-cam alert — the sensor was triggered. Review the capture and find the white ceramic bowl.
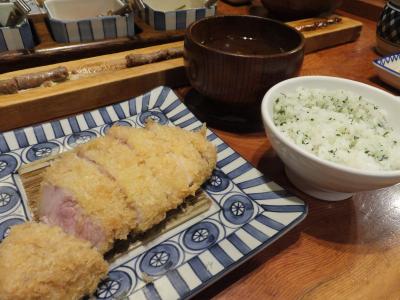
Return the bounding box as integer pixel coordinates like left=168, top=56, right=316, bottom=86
left=261, top=76, right=400, bottom=201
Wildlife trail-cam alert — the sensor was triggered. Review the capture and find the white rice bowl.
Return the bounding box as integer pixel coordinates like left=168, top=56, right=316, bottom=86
left=261, top=76, right=400, bottom=201
left=273, top=87, right=400, bottom=171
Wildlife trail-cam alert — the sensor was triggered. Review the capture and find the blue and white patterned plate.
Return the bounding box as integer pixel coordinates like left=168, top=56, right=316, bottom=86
left=139, top=0, right=216, bottom=31
left=44, top=0, right=135, bottom=44
left=373, top=53, right=400, bottom=90
left=0, top=86, right=307, bottom=299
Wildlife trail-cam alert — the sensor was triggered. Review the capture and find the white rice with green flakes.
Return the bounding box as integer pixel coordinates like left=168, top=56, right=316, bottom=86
left=273, top=87, right=400, bottom=171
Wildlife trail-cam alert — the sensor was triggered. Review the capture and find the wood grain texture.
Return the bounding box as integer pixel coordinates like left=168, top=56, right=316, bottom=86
left=0, top=41, right=183, bottom=79
left=340, top=0, right=384, bottom=21
left=0, top=42, right=187, bottom=131
left=184, top=16, right=304, bottom=105
left=177, top=9, right=400, bottom=300
left=0, top=11, right=364, bottom=130
left=0, top=1, right=364, bottom=72
left=287, top=16, right=362, bottom=53
left=0, top=15, right=185, bottom=73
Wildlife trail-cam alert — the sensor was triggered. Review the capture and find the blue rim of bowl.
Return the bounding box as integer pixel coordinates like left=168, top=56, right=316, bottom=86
left=185, top=15, right=305, bottom=59
left=373, top=53, right=400, bottom=77
left=261, top=75, right=400, bottom=178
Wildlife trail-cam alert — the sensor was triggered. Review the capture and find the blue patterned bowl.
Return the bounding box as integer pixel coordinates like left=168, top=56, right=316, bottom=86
left=373, top=52, right=400, bottom=89
left=45, top=0, right=135, bottom=44
left=0, top=3, right=34, bottom=52
left=139, top=0, right=216, bottom=31
left=377, top=1, right=400, bottom=55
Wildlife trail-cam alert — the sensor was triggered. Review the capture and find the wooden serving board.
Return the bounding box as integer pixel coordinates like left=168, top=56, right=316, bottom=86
left=0, top=41, right=187, bottom=131
left=340, top=0, right=384, bottom=21
left=0, top=13, right=186, bottom=73
left=286, top=15, right=363, bottom=54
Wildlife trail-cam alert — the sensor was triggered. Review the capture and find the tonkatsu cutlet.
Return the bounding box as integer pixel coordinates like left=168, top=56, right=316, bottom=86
left=79, top=123, right=217, bottom=232
left=76, top=134, right=173, bottom=232
left=38, top=123, right=217, bottom=250
left=0, top=222, right=108, bottom=300
left=40, top=151, right=136, bottom=253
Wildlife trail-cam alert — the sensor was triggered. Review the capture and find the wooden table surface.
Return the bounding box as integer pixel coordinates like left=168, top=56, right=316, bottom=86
left=4, top=1, right=399, bottom=299
left=186, top=4, right=400, bottom=300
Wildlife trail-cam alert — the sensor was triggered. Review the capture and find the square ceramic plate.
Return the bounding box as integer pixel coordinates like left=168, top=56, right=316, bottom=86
left=0, top=86, right=307, bottom=299
left=140, top=0, right=216, bottom=31
left=373, top=53, right=400, bottom=90
left=45, top=0, right=135, bottom=43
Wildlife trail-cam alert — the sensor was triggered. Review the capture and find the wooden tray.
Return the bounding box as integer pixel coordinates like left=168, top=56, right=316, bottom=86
left=0, top=41, right=187, bottom=131
left=0, top=11, right=186, bottom=73
left=0, top=15, right=362, bottom=131
left=1, top=0, right=363, bottom=74
left=287, top=15, right=362, bottom=54
left=340, top=0, right=384, bottom=21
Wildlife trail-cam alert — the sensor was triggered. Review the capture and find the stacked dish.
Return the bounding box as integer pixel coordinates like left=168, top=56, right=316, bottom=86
left=0, top=2, right=34, bottom=52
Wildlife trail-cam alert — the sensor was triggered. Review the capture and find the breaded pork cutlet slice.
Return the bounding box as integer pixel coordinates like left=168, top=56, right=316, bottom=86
left=109, top=123, right=217, bottom=194
left=39, top=152, right=136, bottom=253
left=145, top=123, right=217, bottom=189
left=77, top=133, right=198, bottom=232
left=75, top=135, right=173, bottom=232
left=0, top=222, right=108, bottom=300
left=106, top=123, right=217, bottom=232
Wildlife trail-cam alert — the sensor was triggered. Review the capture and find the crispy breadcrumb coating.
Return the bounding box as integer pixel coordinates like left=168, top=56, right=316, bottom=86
left=39, top=123, right=216, bottom=244
left=0, top=222, right=108, bottom=300
left=40, top=152, right=136, bottom=253
left=107, top=123, right=217, bottom=232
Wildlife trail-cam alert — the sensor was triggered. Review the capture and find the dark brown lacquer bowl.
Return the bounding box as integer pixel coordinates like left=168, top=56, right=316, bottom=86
left=184, top=15, right=304, bottom=106
left=261, top=0, right=342, bottom=19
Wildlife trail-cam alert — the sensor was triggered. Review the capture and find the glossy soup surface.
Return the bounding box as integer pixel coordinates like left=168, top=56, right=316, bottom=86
left=201, top=34, right=286, bottom=55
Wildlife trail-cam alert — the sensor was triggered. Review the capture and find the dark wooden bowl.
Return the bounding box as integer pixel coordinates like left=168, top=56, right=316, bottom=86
left=184, top=15, right=304, bottom=106
left=261, top=0, right=342, bottom=19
